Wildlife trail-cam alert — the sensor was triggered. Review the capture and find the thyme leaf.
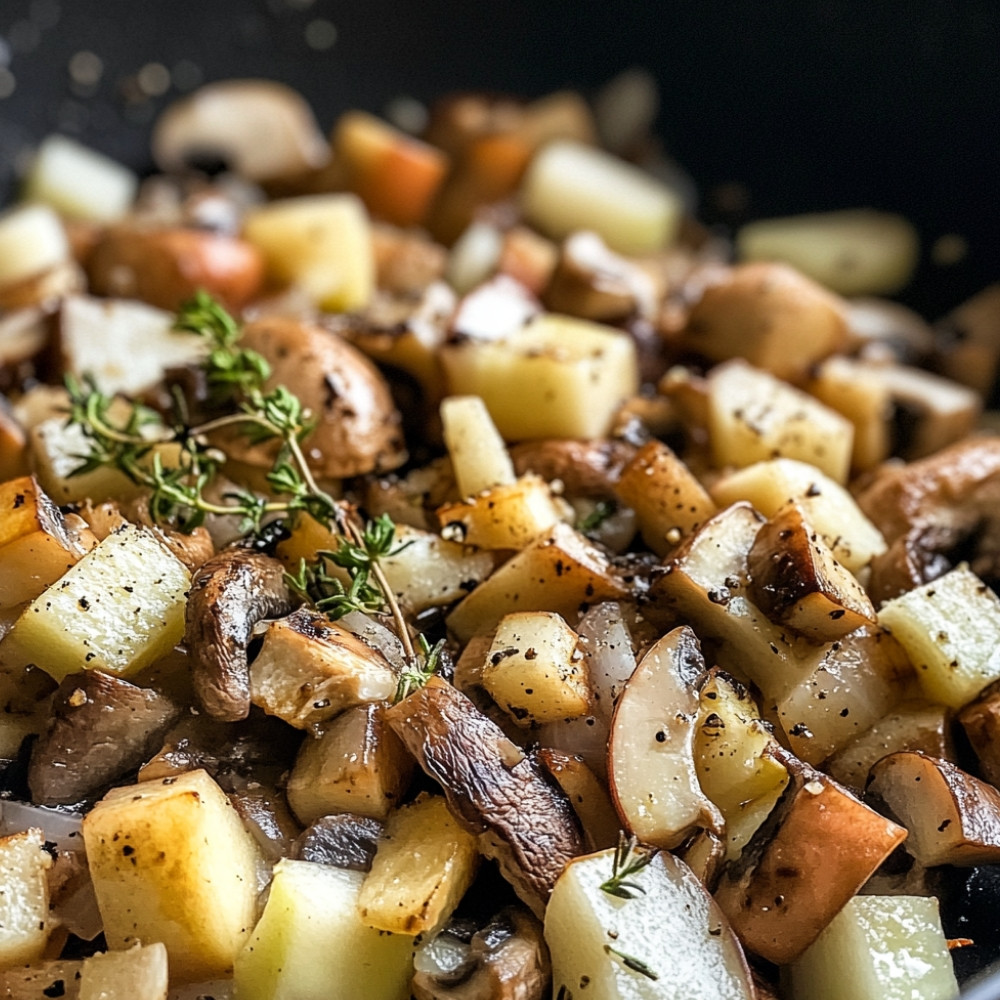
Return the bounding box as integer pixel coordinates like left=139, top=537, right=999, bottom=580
left=599, top=831, right=656, bottom=900
left=603, top=945, right=659, bottom=981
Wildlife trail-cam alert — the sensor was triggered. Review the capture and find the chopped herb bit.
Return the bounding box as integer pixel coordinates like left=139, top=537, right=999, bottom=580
left=603, top=944, right=659, bottom=980
left=599, top=831, right=656, bottom=900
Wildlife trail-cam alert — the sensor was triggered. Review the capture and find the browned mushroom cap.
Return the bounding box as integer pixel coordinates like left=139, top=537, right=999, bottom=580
left=291, top=814, right=385, bottom=872
left=866, top=751, right=1000, bottom=867
left=227, top=315, right=407, bottom=479
left=509, top=438, right=636, bottom=500
left=384, top=677, right=584, bottom=917
left=412, top=906, right=550, bottom=1000
left=713, top=744, right=907, bottom=965
left=184, top=547, right=296, bottom=721
left=86, top=226, right=265, bottom=312
left=856, top=436, right=1000, bottom=600
left=28, top=670, right=182, bottom=806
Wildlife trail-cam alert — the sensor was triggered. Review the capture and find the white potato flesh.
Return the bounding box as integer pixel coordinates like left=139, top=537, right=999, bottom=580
left=23, top=135, right=138, bottom=223
left=737, top=209, right=919, bottom=297
left=235, top=860, right=413, bottom=1000
left=707, top=360, right=854, bottom=484
left=545, top=849, right=754, bottom=1000
left=521, top=140, right=682, bottom=254
left=879, top=564, right=1000, bottom=709
left=783, top=895, right=958, bottom=1000
left=0, top=829, right=52, bottom=971
left=0, top=204, right=70, bottom=287
left=441, top=313, right=639, bottom=441
left=440, top=394, right=516, bottom=497
left=243, top=193, right=374, bottom=312
left=1, top=523, right=190, bottom=683
left=79, top=943, right=169, bottom=1000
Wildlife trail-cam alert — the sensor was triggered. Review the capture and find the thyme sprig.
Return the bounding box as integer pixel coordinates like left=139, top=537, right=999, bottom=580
left=395, top=634, right=447, bottom=703
left=599, top=832, right=656, bottom=900
left=65, top=293, right=416, bottom=661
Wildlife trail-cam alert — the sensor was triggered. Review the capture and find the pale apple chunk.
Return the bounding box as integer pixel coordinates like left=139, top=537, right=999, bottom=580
left=0, top=204, right=70, bottom=289
left=82, top=769, right=261, bottom=982
left=736, top=209, right=919, bottom=297
left=545, top=849, right=754, bottom=1000
left=440, top=313, right=639, bottom=441
left=706, top=360, right=854, bottom=483
left=709, top=458, right=886, bottom=574
left=23, top=135, right=138, bottom=223
left=878, top=564, right=1000, bottom=709
left=249, top=608, right=397, bottom=730
left=713, top=750, right=907, bottom=964
left=614, top=440, right=717, bottom=556
left=482, top=611, right=589, bottom=726
left=867, top=752, right=1000, bottom=867
left=0, top=474, right=97, bottom=608
left=358, top=793, right=479, bottom=936
left=748, top=504, right=877, bottom=642
left=0, top=829, right=52, bottom=970
left=439, top=394, right=516, bottom=497
left=242, top=193, right=374, bottom=312
left=609, top=626, right=723, bottom=850
left=783, top=895, right=958, bottom=1000
left=437, top=474, right=565, bottom=550
left=521, top=139, right=683, bottom=255
left=285, top=702, right=413, bottom=826
left=235, top=859, right=413, bottom=1000
left=79, top=942, right=168, bottom=1000
left=1, top=523, right=190, bottom=683
left=446, top=522, right=629, bottom=643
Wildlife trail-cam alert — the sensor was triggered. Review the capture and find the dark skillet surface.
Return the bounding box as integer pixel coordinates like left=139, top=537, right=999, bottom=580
left=1, top=0, right=1000, bottom=993
left=0, top=0, right=997, bottom=316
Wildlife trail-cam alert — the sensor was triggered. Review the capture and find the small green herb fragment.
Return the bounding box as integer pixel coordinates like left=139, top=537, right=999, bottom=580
left=603, top=944, right=659, bottom=981
left=394, top=634, right=447, bottom=703
left=599, top=831, right=655, bottom=900
left=579, top=499, right=616, bottom=534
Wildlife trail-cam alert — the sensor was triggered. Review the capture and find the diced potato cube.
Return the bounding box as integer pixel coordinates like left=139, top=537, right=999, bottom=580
left=446, top=522, right=629, bottom=643
left=0, top=959, right=82, bottom=999
left=0, top=474, right=96, bottom=608
left=79, top=943, right=168, bottom=1000
left=614, top=440, right=717, bottom=556
left=737, top=209, right=919, bottom=297
left=243, top=193, right=374, bottom=312
left=783, top=895, right=958, bottom=1000
left=440, top=395, right=516, bottom=497
left=1, top=524, right=190, bottom=682
left=235, top=859, right=413, bottom=1000
left=82, top=770, right=261, bottom=982
left=286, top=703, right=413, bottom=826
left=0, top=204, right=70, bottom=288
left=440, top=313, right=639, bottom=441
left=358, top=794, right=479, bottom=935
left=879, top=565, right=1000, bottom=709
left=250, top=609, right=397, bottom=730
left=23, top=135, right=138, bottom=223
left=709, top=458, right=886, bottom=574
left=707, top=360, right=854, bottom=483
left=437, top=474, right=565, bottom=550
left=0, top=829, right=52, bottom=970
left=483, top=611, right=589, bottom=725
left=521, top=139, right=682, bottom=254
